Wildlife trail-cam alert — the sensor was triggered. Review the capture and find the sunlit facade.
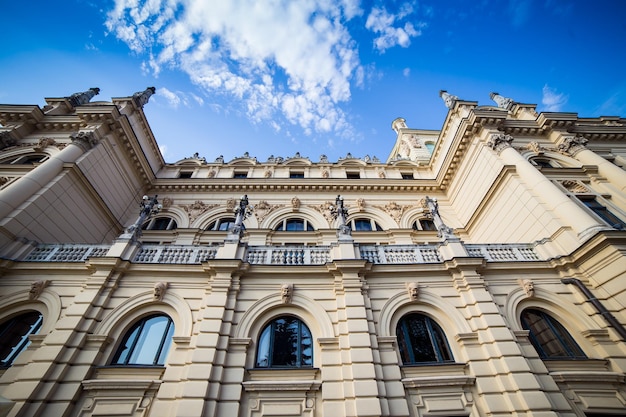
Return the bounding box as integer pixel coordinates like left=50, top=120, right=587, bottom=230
left=0, top=88, right=625, bottom=416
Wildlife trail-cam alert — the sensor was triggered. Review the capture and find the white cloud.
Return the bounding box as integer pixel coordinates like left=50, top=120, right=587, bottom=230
left=403, top=68, right=410, bottom=77
left=105, top=0, right=368, bottom=139
left=156, top=87, right=203, bottom=109
left=541, top=84, right=568, bottom=112
left=365, top=3, right=426, bottom=52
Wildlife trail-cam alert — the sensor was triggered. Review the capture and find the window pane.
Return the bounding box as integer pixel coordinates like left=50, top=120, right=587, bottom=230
left=256, top=316, right=313, bottom=368
left=271, top=317, right=299, bottom=366
left=285, top=219, right=304, bottom=231
left=397, top=313, right=453, bottom=365
left=354, top=219, right=372, bottom=231
left=256, top=326, right=271, bottom=367
left=521, top=309, right=585, bottom=359
left=0, top=312, right=43, bottom=367
left=113, top=315, right=174, bottom=366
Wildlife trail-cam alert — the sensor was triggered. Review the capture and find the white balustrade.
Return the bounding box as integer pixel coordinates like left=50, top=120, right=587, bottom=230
left=246, top=246, right=331, bottom=265
left=23, top=244, right=110, bottom=262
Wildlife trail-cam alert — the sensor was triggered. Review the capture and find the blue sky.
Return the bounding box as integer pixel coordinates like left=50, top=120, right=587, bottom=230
left=1, top=0, right=625, bottom=163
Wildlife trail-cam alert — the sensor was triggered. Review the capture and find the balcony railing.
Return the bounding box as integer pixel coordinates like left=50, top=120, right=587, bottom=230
left=23, top=244, right=111, bottom=262
left=20, top=242, right=541, bottom=265
left=246, top=246, right=331, bottom=265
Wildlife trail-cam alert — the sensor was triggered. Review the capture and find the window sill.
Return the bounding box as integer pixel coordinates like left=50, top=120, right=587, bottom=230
left=401, top=362, right=475, bottom=388
left=243, top=368, right=321, bottom=392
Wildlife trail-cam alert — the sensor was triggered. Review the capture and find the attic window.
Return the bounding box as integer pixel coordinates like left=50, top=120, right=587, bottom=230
left=290, top=171, right=305, bottom=178
left=178, top=171, right=193, bottom=178
left=233, top=171, right=248, bottom=178
left=401, top=172, right=414, bottom=180
left=346, top=171, right=360, bottom=179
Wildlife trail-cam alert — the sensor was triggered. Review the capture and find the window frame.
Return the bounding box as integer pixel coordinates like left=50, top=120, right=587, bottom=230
left=255, top=315, right=313, bottom=369
left=413, top=218, right=437, bottom=231
left=111, top=314, right=174, bottom=366
left=576, top=195, right=625, bottom=230
left=207, top=217, right=237, bottom=231
left=142, top=216, right=178, bottom=231
left=0, top=311, right=43, bottom=368
left=396, top=313, right=454, bottom=365
left=274, top=218, right=315, bottom=231
left=348, top=217, right=383, bottom=232
left=520, top=308, right=586, bottom=360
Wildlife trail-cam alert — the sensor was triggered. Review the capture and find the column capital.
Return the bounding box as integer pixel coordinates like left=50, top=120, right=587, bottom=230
left=69, top=131, right=99, bottom=151
left=487, top=133, right=514, bottom=154
left=558, top=135, right=588, bottom=156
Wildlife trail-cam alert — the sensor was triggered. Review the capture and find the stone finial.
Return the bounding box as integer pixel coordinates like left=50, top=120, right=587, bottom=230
left=154, top=281, right=168, bottom=301
left=133, top=87, right=156, bottom=108
left=281, top=283, right=293, bottom=304
left=68, top=87, right=100, bottom=107
left=439, top=90, right=459, bottom=109
left=489, top=92, right=514, bottom=109
left=520, top=279, right=534, bottom=297
left=406, top=282, right=419, bottom=301
left=29, top=280, right=49, bottom=300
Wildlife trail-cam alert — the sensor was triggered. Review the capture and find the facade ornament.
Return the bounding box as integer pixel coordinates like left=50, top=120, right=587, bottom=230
left=520, top=279, right=534, bottom=297
left=321, top=169, right=330, bottom=178
left=331, top=195, right=352, bottom=239
left=559, top=180, right=589, bottom=194
left=0, top=131, right=17, bottom=150
left=264, top=168, right=272, bottom=178
left=132, top=87, right=156, bottom=108
left=182, top=201, right=217, bottom=224
left=227, top=195, right=252, bottom=238
left=254, top=200, right=281, bottom=223
left=34, top=138, right=56, bottom=152
left=439, top=90, right=459, bottom=109
left=406, top=282, right=419, bottom=301
left=0, top=176, right=11, bottom=186
left=215, top=155, right=224, bottom=163
left=29, top=280, right=49, bottom=300
left=123, top=195, right=162, bottom=240
left=226, top=198, right=237, bottom=211
left=376, top=201, right=406, bottom=224
left=558, top=135, right=588, bottom=156
left=319, top=154, right=329, bottom=163
left=70, top=131, right=99, bottom=151
left=424, top=196, right=455, bottom=239
left=526, top=141, right=543, bottom=154
left=161, top=197, right=173, bottom=209
left=314, top=201, right=334, bottom=224
left=487, top=133, right=514, bottom=154
left=208, top=170, right=216, bottom=178
left=291, top=197, right=301, bottom=211
left=68, top=87, right=100, bottom=107
left=356, top=198, right=366, bottom=211
left=489, top=92, right=514, bottom=109
left=377, top=168, right=386, bottom=178
left=281, top=284, right=293, bottom=304
left=153, top=281, right=168, bottom=301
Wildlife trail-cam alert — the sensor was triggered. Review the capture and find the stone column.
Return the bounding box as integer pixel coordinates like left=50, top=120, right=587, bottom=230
left=488, top=134, right=605, bottom=240
left=559, top=135, right=626, bottom=193
left=0, top=131, right=99, bottom=220
left=327, top=260, right=383, bottom=417
left=162, top=260, right=244, bottom=417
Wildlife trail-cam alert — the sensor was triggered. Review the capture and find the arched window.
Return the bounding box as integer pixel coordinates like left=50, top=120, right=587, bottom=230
left=112, top=314, right=174, bottom=366
left=425, top=142, right=435, bottom=154
left=530, top=157, right=555, bottom=168
left=207, top=217, right=236, bottom=231
left=0, top=311, right=43, bottom=368
left=256, top=316, right=313, bottom=368
left=142, top=216, right=177, bottom=231
left=396, top=313, right=453, bottom=365
left=275, top=218, right=315, bottom=231
left=412, top=218, right=437, bottom=231
left=0, top=154, right=48, bottom=165
left=349, top=218, right=383, bottom=231
left=521, top=308, right=586, bottom=359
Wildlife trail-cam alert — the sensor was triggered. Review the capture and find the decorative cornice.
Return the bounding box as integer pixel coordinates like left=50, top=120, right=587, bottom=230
left=70, top=131, right=99, bottom=151
left=487, top=133, right=514, bottom=154
left=558, top=135, right=588, bottom=156
left=151, top=181, right=443, bottom=193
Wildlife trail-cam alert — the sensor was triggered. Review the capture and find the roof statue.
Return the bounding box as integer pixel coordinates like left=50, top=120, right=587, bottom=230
left=132, top=87, right=156, bottom=108
left=68, top=87, right=100, bottom=107
left=490, top=92, right=514, bottom=109
left=439, top=90, right=459, bottom=109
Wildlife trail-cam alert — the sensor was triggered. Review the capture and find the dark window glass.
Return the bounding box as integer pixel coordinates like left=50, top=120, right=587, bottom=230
left=112, top=315, right=174, bottom=366
left=419, top=219, right=437, bottom=231
left=578, top=197, right=625, bottom=229
left=354, top=219, right=372, bottom=231
left=401, top=172, right=414, bottom=179
left=256, top=316, right=313, bottom=368
left=207, top=218, right=236, bottom=231
left=521, top=309, right=586, bottom=359
left=178, top=171, right=193, bottom=178
left=233, top=172, right=248, bottom=178
left=396, top=313, right=453, bottom=365
left=0, top=311, right=43, bottom=368
left=290, top=172, right=304, bottom=178
left=532, top=158, right=553, bottom=168
left=143, top=217, right=177, bottom=231
left=286, top=219, right=305, bottom=231
left=346, top=172, right=360, bottom=179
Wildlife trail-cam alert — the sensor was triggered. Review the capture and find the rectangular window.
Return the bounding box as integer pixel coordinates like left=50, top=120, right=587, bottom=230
left=178, top=171, right=193, bottom=178
left=290, top=171, right=304, bottom=178
left=577, top=196, right=625, bottom=229
left=401, top=172, right=414, bottom=179
left=233, top=171, right=248, bottom=178
left=346, top=172, right=360, bottom=179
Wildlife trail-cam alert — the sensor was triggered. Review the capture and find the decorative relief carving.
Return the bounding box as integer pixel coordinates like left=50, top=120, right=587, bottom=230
left=406, top=282, right=419, bottom=301
left=559, top=180, right=589, bottom=194
left=558, top=135, right=588, bottom=156
left=263, top=168, right=272, bottom=178
left=0, top=176, right=13, bottom=187
left=226, top=198, right=237, bottom=211
left=526, top=141, right=543, bottom=154
left=153, top=281, right=168, bottom=301
left=520, top=279, right=534, bottom=297
left=377, top=168, right=386, bottom=178
left=0, top=131, right=17, bottom=149
left=356, top=198, right=365, bottom=211
left=487, top=133, right=514, bottom=153
left=182, top=201, right=218, bottom=224
left=29, top=280, right=50, bottom=300
left=321, top=169, right=329, bottom=178
left=70, top=131, right=99, bottom=150
left=33, top=138, right=56, bottom=151
left=161, top=197, right=173, bottom=209
left=281, top=284, right=293, bottom=304
left=313, top=201, right=335, bottom=224
left=375, top=201, right=407, bottom=224
left=291, top=197, right=301, bottom=211
left=254, top=200, right=282, bottom=223
left=207, top=170, right=216, bottom=178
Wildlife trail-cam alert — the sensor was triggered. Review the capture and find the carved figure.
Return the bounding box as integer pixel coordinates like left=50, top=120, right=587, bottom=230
left=154, top=281, right=168, bottom=301
left=29, top=280, right=49, bottom=300
left=132, top=87, right=156, bottom=108
left=489, top=92, right=514, bottom=109
left=439, top=90, right=459, bottom=109
left=291, top=197, right=301, bottom=210
left=522, top=279, right=534, bottom=297
left=356, top=198, right=365, bottom=211
left=281, top=284, right=293, bottom=304
left=406, top=282, right=419, bottom=301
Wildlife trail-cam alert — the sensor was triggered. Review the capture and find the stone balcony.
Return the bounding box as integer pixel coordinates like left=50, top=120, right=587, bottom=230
left=21, top=241, right=542, bottom=265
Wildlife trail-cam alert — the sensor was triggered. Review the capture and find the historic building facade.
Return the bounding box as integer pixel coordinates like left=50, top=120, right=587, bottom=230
left=0, top=87, right=625, bottom=417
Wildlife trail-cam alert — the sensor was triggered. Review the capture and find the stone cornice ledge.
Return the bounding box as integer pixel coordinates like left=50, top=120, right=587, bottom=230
left=401, top=374, right=475, bottom=388
left=243, top=378, right=321, bottom=392
left=82, top=379, right=163, bottom=391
